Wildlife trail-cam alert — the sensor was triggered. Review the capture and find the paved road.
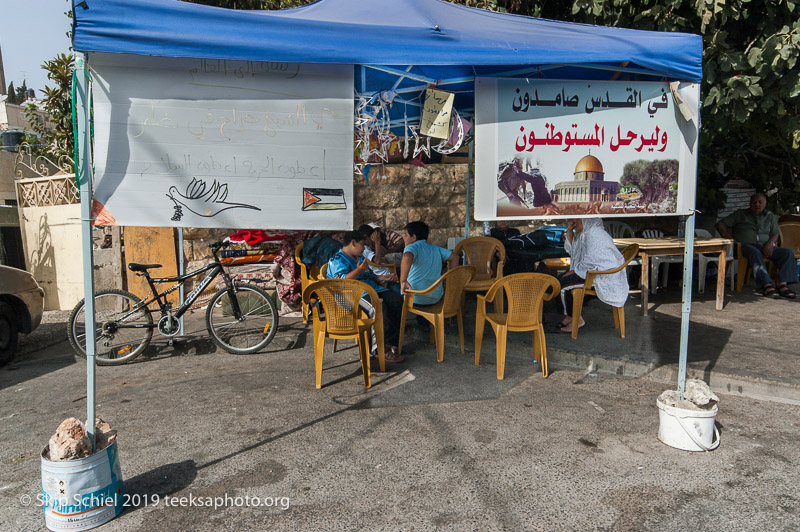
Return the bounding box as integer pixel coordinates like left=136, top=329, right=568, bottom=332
left=2, top=308, right=799, bottom=530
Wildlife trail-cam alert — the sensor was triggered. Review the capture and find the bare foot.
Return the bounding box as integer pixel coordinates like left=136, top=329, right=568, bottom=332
left=559, top=317, right=585, bottom=333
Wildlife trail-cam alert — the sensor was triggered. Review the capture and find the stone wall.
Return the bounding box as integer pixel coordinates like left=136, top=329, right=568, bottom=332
left=355, top=163, right=480, bottom=247
left=181, top=227, right=232, bottom=277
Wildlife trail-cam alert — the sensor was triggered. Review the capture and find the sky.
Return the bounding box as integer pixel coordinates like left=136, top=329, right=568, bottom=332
left=1, top=0, right=73, bottom=97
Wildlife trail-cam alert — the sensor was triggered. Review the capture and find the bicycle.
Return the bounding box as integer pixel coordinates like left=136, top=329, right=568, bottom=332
left=67, top=241, right=278, bottom=365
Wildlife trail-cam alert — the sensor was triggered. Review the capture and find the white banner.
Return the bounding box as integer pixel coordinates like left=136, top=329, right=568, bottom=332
left=475, top=78, right=699, bottom=220
left=90, top=53, right=354, bottom=229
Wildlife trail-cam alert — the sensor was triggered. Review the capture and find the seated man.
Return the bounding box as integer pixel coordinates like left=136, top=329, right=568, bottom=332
left=400, top=221, right=459, bottom=305
left=327, top=230, right=404, bottom=362
left=716, top=193, right=798, bottom=299
left=489, top=220, right=521, bottom=244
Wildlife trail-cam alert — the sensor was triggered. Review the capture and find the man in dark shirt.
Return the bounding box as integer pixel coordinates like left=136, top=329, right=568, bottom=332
left=489, top=220, right=521, bottom=243
left=716, top=193, right=797, bottom=298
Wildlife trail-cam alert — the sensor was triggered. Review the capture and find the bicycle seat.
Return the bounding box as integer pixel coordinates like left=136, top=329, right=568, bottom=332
left=128, top=263, right=162, bottom=272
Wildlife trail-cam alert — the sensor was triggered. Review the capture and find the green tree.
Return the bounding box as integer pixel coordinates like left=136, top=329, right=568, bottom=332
left=5, top=80, right=30, bottom=104
left=621, top=159, right=680, bottom=205
left=6, top=82, right=16, bottom=104
left=15, top=80, right=29, bottom=103
left=446, top=0, right=799, bottom=213
left=569, top=0, right=799, bottom=213
left=24, top=53, right=74, bottom=165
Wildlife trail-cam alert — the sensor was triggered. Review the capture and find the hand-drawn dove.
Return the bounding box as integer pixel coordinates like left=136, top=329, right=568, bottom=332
left=166, top=177, right=261, bottom=221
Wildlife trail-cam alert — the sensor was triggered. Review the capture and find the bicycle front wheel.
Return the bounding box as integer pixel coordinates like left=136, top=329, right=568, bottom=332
left=206, top=283, right=278, bottom=354
left=68, top=289, right=153, bottom=365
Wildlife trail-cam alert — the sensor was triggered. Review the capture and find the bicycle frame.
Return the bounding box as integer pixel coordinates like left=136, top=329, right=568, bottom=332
left=123, top=248, right=244, bottom=328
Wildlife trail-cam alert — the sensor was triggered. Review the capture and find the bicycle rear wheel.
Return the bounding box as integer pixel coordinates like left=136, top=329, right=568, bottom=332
left=206, top=283, right=278, bottom=354
left=68, top=289, right=153, bottom=365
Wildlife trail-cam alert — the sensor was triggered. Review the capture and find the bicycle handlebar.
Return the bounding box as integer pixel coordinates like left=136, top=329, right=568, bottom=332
left=209, top=241, right=231, bottom=253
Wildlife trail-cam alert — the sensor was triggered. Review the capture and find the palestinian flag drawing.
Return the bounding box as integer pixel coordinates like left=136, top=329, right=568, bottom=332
left=302, top=188, right=347, bottom=211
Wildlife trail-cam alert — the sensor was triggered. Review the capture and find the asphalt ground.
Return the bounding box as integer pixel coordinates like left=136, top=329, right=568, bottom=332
left=1, top=281, right=799, bottom=530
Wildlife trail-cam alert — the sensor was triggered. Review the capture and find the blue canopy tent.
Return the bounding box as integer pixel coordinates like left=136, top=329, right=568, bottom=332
left=72, top=0, right=701, bottom=129
left=71, top=0, right=703, bottom=444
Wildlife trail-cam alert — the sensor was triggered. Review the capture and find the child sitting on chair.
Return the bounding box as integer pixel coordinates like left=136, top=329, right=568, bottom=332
left=399, top=221, right=459, bottom=305
left=327, top=230, right=404, bottom=362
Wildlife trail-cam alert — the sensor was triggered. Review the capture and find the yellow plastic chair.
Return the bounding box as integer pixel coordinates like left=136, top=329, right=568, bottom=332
left=398, top=266, right=475, bottom=363
left=569, top=244, right=639, bottom=339
left=779, top=222, right=800, bottom=259
left=735, top=242, right=776, bottom=291
left=475, top=273, right=561, bottom=380
left=302, top=279, right=385, bottom=389
left=453, top=236, right=505, bottom=310
left=295, top=242, right=323, bottom=324
left=319, top=260, right=394, bottom=352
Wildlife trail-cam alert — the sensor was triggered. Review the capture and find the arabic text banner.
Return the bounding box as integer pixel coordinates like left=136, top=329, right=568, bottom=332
left=90, top=53, right=354, bottom=229
left=474, top=78, right=699, bottom=220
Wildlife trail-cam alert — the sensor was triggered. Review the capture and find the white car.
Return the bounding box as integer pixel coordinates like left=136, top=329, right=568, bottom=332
left=0, top=265, right=45, bottom=364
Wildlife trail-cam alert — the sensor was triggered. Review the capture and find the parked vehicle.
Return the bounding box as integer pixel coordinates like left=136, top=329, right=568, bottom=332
left=0, top=265, right=45, bottom=365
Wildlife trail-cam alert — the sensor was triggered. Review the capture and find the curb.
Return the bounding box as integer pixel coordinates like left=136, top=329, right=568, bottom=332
left=545, top=346, right=800, bottom=405
left=410, top=331, right=800, bottom=405
left=645, top=365, right=800, bottom=406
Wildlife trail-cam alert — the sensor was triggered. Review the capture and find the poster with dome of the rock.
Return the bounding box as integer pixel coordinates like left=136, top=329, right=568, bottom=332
left=474, top=78, right=700, bottom=220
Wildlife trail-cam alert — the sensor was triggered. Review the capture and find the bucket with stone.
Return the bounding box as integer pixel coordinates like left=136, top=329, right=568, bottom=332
left=40, top=418, right=124, bottom=531
left=657, top=379, right=720, bottom=452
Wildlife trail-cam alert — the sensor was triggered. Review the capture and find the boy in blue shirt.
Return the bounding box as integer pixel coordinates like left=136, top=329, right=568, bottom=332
left=400, top=221, right=459, bottom=305
left=327, top=230, right=404, bottom=362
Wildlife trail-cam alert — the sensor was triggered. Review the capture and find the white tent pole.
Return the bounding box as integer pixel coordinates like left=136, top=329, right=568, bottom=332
left=677, top=213, right=696, bottom=399
left=466, top=140, right=473, bottom=238
left=178, top=227, right=185, bottom=337
left=75, top=53, right=97, bottom=448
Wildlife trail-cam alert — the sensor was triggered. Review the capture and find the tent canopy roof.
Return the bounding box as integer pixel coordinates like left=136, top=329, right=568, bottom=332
left=72, top=0, right=702, bottom=133
left=71, top=0, right=702, bottom=83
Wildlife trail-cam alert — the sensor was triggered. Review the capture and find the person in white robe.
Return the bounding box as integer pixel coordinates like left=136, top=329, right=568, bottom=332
left=557, top=218, right=629, bottom=333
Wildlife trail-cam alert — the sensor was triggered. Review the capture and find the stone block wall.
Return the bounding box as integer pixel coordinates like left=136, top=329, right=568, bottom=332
left=181, top=227, right=232, bottom=275
left=355, top=164, right=480, bottom=247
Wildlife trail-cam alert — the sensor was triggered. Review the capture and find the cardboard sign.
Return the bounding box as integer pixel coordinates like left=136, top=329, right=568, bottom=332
left=420, top=89, right=455, bottom=139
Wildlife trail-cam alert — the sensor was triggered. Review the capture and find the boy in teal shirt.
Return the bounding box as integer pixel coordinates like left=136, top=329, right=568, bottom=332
left=400, top=221, right=459, bottom=305
left=327, top=230, right=404, bottom=361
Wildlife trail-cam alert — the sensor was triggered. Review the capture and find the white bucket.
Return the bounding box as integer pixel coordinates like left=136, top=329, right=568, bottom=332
left=657, top=398, right=720, bottom=452
left=40, top=441, right=125, bottom=531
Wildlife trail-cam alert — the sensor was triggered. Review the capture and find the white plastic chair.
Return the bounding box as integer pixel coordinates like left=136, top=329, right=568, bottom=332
left=447, top=236, right=466, bottom=250
left=644, top=229, right=684, bottom=294
left=604, top=220, right=634, bottom=238
left=603, top=220, right=638, bottom=287
left=696, top=228, right=736, bottom=293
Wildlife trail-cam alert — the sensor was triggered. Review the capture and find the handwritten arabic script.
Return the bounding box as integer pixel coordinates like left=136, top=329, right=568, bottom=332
left=420, top=89, right=455, bottom=139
